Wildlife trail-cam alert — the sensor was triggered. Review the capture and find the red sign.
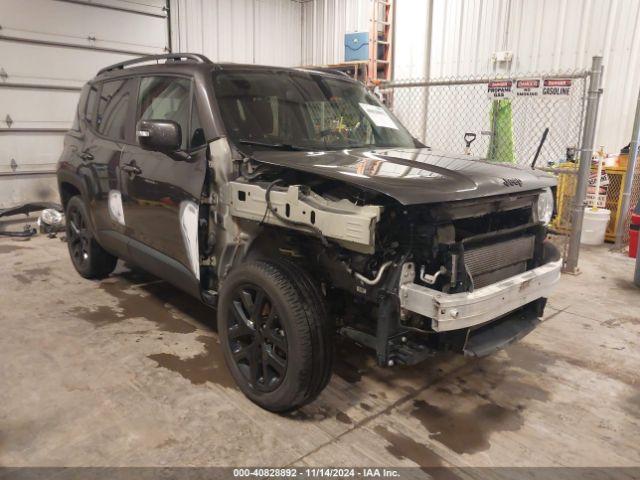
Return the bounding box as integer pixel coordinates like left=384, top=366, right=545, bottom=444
left=543, top=78, right=572, bottom=97
left=515, top=79, right=542, bottom=97
left=487, top=80, right=513, bottom=99
left=517, top=79, right=540, bottom=88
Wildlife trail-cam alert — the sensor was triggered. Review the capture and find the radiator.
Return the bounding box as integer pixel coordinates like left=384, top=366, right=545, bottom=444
left=464, top=235, right=535, bottom=289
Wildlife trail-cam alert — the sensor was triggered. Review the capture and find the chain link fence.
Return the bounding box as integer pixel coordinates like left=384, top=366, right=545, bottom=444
left=382, top=72, right=588, bottom=166
left=380, top=71, right=592, bottom=268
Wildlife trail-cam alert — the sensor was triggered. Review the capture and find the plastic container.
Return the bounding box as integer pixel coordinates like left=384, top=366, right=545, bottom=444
left=581, top=208, right=611, bottom=245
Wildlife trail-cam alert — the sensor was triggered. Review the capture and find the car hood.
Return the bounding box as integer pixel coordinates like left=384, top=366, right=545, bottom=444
left=250, top=147, right=556, bottom=205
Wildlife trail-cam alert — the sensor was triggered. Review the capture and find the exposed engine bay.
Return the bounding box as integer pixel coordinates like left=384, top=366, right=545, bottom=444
left=196, top=139, right=561, bottom=366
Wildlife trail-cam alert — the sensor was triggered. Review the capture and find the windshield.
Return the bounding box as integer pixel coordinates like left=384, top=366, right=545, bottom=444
left=211, top=69, right=416, bottom=151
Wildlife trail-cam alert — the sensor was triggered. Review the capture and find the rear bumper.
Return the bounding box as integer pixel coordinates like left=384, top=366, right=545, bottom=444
left=398, top=258, right=562, bottom=332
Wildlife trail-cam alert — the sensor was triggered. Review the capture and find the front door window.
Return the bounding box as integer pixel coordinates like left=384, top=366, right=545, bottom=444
left=137, top=76, right=191, bottom=150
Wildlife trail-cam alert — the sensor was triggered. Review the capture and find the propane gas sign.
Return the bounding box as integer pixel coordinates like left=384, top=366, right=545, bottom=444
left=487, top=80, right=513, bottom=99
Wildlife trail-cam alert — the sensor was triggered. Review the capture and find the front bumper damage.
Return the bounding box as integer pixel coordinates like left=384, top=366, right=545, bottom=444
left=342, top=256, right=561, bottom=366
left=398, top=258, right=562, bottom=332
left=384, top=256, right=562, bottom=360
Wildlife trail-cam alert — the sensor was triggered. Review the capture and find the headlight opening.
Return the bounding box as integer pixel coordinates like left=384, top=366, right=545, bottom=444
left=537, top=188, right=555, bottom=225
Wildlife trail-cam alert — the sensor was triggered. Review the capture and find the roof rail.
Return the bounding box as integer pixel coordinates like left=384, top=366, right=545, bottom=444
left=296, top=66, right=354, bottom=79
left=97, top=53, right=211, bottom=75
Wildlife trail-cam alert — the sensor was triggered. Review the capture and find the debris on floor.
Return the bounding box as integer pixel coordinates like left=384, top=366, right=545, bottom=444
left=0, top=201, right=63, bottom=239
left=37, top=208, right=65, bottom=236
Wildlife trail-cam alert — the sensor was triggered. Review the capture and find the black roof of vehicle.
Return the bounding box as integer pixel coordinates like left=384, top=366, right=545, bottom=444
left=94, top=52, right=355, bottom=83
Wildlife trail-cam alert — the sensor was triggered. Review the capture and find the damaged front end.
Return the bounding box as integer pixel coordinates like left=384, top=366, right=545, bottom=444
left=200, top=141, right=561, bottom=368
left=334, top=190, right=561, bottom=366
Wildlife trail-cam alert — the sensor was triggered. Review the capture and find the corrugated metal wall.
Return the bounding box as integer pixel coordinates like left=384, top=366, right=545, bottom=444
left=298, top=0, right=640, bottom=151
left=300, top=0, right=370, bottom=65
left=392, top=0, right=640, bottom=152
left=169, top=0, right=303, bottom=67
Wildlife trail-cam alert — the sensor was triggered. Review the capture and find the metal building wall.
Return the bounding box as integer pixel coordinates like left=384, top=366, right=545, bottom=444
left=169, top=0, right=303, bottom=67
left=0, top=0, right=169, bottom=207
left=300, top=0, right=370, bottom=66
left=393, top=0, right=640, bottom=153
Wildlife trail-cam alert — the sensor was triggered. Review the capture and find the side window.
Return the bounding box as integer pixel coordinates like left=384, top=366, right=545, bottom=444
left=189, top=97, right=206, bottom=149
left=137, top=76, right=191, bottom=150
left=97, top=78, right=135, bottom=141
left=85, top=84, right=98, bottom=128
left=71, top=86, right=88, bottom=131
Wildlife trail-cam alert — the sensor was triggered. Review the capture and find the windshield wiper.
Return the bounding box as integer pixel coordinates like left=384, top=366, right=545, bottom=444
left=237, top=140, right=308, bottom=151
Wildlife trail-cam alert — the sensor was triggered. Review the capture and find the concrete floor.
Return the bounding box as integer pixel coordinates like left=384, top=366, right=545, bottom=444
left=0, top=234, right=639, bottom=469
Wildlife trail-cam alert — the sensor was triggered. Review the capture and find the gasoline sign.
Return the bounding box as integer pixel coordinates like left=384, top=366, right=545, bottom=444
left=543, top=78, right=572, bottom=97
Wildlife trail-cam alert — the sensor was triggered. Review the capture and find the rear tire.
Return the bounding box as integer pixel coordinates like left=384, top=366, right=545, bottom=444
left=65, top=195, right=117, bottom=279
left=217, top=260, right=333, bottom=412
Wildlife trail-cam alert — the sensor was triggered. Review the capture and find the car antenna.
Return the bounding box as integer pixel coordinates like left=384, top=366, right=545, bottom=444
left=531, top=127, right=549, bottom=169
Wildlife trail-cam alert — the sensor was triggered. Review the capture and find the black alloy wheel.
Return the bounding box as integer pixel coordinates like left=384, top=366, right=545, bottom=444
left=218, top=260, right=333, bottom=412
left=67, top=203, right=90, bottom=269
left=64, top=196, right=118, bottom=279
left=227, top=285, right=288, bottom=392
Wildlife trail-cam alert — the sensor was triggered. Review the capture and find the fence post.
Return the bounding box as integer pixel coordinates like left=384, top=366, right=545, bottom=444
left=421, top=0, right=434, bottom=144
left=613, top=87, right=640, bottom=249
left=564, top=56, right=604, bottom=274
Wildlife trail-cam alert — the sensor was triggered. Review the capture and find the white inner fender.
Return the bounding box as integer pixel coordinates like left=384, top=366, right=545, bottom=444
left=180, top=200, right=200, bottom=280
left=108, top=190, right=125, bottom=226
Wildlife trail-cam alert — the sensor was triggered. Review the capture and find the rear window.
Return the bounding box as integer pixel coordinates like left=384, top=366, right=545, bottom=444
left=71, top=86, right=88, bottom=131
left=85, top=84, right=98, bottom=127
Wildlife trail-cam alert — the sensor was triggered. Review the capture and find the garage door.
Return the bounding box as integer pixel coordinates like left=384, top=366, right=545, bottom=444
left=0, top=0, right=169, bottom=207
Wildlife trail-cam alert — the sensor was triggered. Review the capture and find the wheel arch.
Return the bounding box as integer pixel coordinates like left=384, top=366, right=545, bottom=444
left=57, top=170, right=88, bottom=209
left=59, top=181, right=81, bottom=210
left=57, top=170, right=101, bottom=239
left=241, top=227, right=324, bottom=275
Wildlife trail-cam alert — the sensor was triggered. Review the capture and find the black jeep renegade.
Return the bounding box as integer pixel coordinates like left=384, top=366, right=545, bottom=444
left=58, top=53, right=560, bottom=412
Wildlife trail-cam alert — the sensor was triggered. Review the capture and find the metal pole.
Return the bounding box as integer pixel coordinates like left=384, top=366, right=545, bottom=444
left=613, top=87, right=640, bottom=248
left=565, top=56, right=604, bottom=274
left=421, top=0, right=434, bottom=144
left=166, top=0, right=173, bottom=53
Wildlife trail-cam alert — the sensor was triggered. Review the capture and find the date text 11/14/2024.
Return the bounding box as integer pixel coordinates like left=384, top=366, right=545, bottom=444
left=232, top=468, right=401, bottom=478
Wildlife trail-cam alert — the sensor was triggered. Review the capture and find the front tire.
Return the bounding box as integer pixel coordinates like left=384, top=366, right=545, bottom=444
left=65, top=195, right=117, bottom=279
left=218, top=260, right=332, bottom=412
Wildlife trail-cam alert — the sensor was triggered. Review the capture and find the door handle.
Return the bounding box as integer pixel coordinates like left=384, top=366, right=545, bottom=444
left=122, top=163, right=142, bottom=175
left=80, top=151, right=94, bottom=161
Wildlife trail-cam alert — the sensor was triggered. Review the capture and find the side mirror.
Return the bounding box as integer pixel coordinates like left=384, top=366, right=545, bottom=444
left=137, top=119, right=182, bottom=152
